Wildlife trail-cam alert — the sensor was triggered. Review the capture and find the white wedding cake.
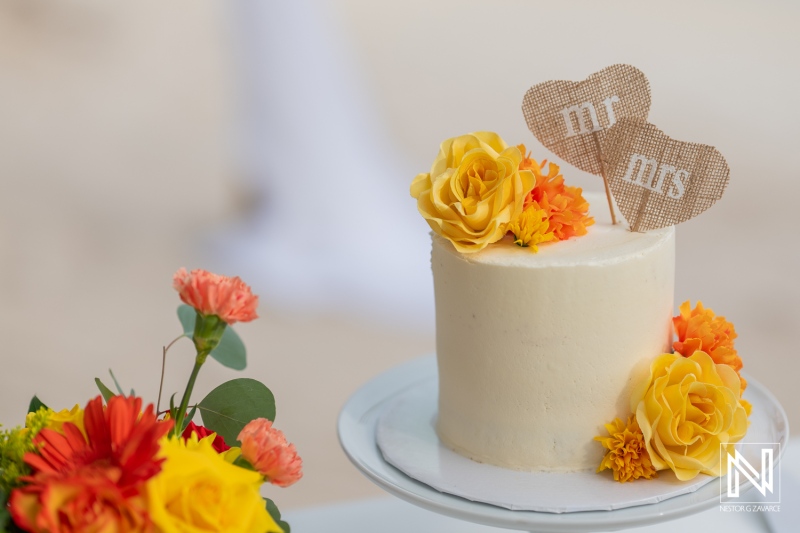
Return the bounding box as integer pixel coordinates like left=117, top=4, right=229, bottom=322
left=432, top=193, right=675, bottom=471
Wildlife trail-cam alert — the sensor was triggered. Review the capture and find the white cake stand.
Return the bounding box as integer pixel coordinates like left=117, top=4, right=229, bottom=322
left=338, top=355, right=789, bottom=533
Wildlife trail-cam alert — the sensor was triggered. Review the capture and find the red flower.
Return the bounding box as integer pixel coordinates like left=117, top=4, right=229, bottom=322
left=173, top=268, right=259, bottom=325
left=10, top=468, right=152, bottom=533
left=181, top=421, right=230, bottom=453
left=9, top=396, right=173, bottom=533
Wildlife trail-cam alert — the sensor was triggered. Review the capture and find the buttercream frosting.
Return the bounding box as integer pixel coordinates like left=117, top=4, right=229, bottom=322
left=433, top=193, right=675, bottom=471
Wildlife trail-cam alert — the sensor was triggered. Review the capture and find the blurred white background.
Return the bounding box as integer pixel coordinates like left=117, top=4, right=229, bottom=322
left=0, top=0, right=798, bottom=509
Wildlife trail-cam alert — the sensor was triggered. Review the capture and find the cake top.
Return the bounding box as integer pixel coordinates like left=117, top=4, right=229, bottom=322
left=433, top=192, right=673, bottom=268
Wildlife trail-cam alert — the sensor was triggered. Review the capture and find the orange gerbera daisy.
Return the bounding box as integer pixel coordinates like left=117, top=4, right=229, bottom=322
left=517, top=145, right=594, bottom=241
left=673, top=300, right=746, bottom=392
left=9, top=396, right=173, bottom=533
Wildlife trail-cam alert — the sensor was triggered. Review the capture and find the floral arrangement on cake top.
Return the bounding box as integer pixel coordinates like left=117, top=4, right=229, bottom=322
left=0, top=269, right=299, bottom=533
left=596, top=301, right=750, bottom=483
left=410, top=132, right=593, bottom=253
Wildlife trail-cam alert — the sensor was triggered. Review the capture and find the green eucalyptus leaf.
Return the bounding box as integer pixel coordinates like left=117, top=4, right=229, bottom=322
left=95, top=378, right=115, bottom=402
left=27, top=395, right=48, bottom=414
left=108, top=369, right=125, bottom=396
left=177, top=305, right=196, bottom=337
left=265, top=498, right=290, bottom=533
left=176, top=305, right=247, bottom=370
left=198, top=378, right=275, bottom=445
left=209, top=327, right=246, bottom=370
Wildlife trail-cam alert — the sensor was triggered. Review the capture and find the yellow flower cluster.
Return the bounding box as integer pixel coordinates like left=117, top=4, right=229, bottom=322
left=25, top=405, right=85, bottom=437
left=506, top=205, right=554, bottom=252
left=0, top=407, right=55, bottom=494
left=595, top=416, right=657, bottom=482
left=597, top=351, right=750, bottom=482
left=633, top=352, right=749, bottom=480
left=410, top=132, right=534, bottom=253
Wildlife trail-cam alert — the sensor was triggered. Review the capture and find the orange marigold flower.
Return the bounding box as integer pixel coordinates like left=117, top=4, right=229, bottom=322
left=238, top=418, right=302, bottom=487
left=673, top=300, right=746, bottom=392
left=173, top=268, right=259, bottom=325
left=595, top=416, right=657, bottom=483
left=9, top=396, right=173, bottom=533
left=517, top=145, right=594, bottom=241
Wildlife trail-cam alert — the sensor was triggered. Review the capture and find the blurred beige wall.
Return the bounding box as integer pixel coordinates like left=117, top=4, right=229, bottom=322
left=0, top=0, right=431, bottom=510
left=336, top=0, right=800, bottom=428
left=0, top=0, right=798, bottom=512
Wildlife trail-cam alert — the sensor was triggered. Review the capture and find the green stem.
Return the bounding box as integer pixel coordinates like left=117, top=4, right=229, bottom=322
left=172, top=352, right=208, bottom=436
left=157, top=334, right=187, bottom=414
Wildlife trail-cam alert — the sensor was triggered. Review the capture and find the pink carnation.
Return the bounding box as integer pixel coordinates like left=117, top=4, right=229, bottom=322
left=237, top=419, right=302, bottom=487
left=173, top=268, right=259, bottom=325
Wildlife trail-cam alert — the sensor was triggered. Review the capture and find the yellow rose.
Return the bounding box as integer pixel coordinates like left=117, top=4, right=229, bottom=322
left=632, top=351, right=750, bottom=481
left=410, top=132, right=534, bottom=253
left=146, top=435, right=283, bottom=533
left=23, top=404, right=85, bottom=438
left=47, top=405, right=85, bottom=436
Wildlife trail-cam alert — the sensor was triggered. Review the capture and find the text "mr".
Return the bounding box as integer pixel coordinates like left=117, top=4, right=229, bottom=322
left=560, top=96, right=620, bottom=138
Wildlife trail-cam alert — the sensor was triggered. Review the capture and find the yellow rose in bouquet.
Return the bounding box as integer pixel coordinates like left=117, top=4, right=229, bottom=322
left=410, top=132, right=534, bottom=253
left=632, top=351, right=750, bottom=481
left=146, top=434, right=283, bottom=533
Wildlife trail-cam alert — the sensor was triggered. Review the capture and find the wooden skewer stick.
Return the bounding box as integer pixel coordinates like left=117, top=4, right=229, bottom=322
left=592, top=131, right=617, bottom=225
left=600, top=169, right=617, bottom=226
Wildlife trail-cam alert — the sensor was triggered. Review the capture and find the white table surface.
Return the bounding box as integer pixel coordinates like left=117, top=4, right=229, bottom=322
left=284, top=439, right=800, bottom=532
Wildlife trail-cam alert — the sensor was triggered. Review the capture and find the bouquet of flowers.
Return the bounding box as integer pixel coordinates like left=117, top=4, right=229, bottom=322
left=0, top=269, right=301, bottom=533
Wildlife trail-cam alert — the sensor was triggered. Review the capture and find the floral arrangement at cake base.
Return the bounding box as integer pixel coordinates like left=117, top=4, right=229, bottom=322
left=596, top=301, right=750, bottom=483
left=0, top=269, right=300, bottom=533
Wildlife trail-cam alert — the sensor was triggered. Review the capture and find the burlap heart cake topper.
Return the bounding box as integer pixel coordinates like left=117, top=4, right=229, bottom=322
left=522, top=64, right=651, bottom=176
left=522, top=64, right=730, bottom=232
left=599, top=118, right=730, bottom=232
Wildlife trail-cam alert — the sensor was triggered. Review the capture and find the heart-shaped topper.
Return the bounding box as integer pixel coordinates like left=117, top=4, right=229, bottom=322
left=522, top=64, right=651, bottom=175
left=600, top=118, right=729, bottom=232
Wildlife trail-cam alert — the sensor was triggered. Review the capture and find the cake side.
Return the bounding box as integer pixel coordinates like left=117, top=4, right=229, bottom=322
left=433, top=198, right=675, bottom=472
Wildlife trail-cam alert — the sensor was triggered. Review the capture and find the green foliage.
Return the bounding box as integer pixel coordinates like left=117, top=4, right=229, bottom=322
left=26, top=396, right=47, bottom=415
left=198, top=379, right=275, bottom=445
left=0, top=422, right=39, bottom=499
left=168, top=393, right=178, bottom=423
left=177, top=304, right=196, bottom=337
left=108, top=369, right=125, bottom=396
left=177, top=305, right=247, bottom=370
left=181, top=405, right=198, bottom=433
left=0, top=486, right=9, bottom=532
left=265, top=498, right=291, bottom=533
left=232, top=455, right=256, bottom=472
left=94, top=378, right=115, bottom=402
left=208, top=327, right=246, bottom=370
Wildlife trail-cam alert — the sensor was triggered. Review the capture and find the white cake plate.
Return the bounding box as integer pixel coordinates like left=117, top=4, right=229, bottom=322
left=338, top=355, right=789, bottom=533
